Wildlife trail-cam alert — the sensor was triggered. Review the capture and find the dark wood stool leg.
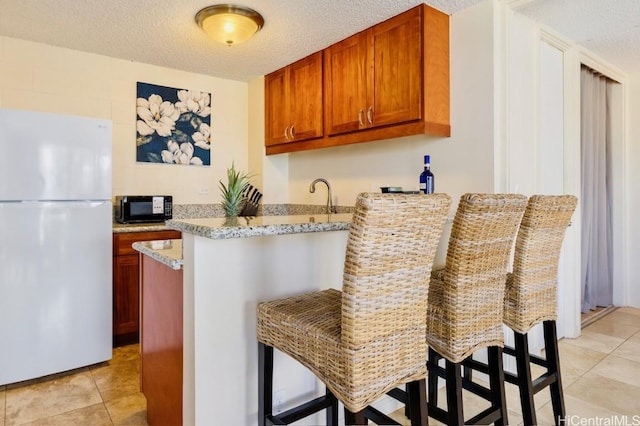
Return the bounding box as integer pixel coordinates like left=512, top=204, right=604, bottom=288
left=463, top=354, right=474, bottom=382
left=326, top=387, right=338, bottom=425
left=445, top=360, right=464, bottom=426
left=407, top=379, right=428, bottom=426
left=514, top=332, right=536, bottom=425
left=344, top=409, right=368, bottom=425
left=544, top=320, right=566, bottom=426
left=404, top=383, right=411, bottom=418
left=488, top=346, right=508, bottom=426
left=427, top=347, right=440, bottom=408
left=258, top=342, right=273, bottom=426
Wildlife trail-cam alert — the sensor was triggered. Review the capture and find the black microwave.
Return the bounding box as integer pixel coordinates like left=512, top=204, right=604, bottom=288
left=115, top=195, right=173, bottom=224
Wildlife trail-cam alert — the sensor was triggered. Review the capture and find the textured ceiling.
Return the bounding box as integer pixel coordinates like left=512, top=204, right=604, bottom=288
left=0, top=0, right=481, bottom=82
left=0, top=0, right=638, bottom=82
left=515, top=0, right=640, bottom=73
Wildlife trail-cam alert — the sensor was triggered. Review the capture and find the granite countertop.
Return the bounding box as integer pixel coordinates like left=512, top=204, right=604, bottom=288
left=112, top=222, right=172, bottom=233
left=132, top=239, right=183, bottom=270
left=166, top=213, right=353, bottom=240
left=112, top=204, right=355, bottom=234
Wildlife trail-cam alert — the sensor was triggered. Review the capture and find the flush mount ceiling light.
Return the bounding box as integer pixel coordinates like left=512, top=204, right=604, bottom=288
left=195, top=4, right=264, bottom=46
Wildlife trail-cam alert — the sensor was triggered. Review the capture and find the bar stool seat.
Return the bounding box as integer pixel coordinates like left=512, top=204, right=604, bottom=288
left=257, top=192, right=451, bottom=425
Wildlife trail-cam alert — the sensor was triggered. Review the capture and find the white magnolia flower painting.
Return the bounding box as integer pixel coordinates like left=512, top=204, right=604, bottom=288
left=136, top=82, right=211, bottom=166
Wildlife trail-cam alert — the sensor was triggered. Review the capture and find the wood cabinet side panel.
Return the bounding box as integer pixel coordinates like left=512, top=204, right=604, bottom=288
left=140, top=256, right=183, bottom=426
left=423, top=5, right=450, bottom=126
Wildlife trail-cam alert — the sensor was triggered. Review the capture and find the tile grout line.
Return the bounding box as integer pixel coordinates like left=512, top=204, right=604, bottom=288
left=560, top=352, right=629, bottom=417
left=531, top=332, right=632, bottom=422
left=560, top=320, right=640, bottom=416
left=510, top=308, right=639, bottom=423
left=87, top=365, right=115, bottom=425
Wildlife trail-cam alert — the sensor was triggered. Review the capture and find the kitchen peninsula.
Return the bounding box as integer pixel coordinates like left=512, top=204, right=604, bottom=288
left=137, top=213, right=353, bottom=425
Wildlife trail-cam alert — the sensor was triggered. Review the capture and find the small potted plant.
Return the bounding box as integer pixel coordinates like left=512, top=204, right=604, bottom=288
left=219, top=162, right=251, bottom=218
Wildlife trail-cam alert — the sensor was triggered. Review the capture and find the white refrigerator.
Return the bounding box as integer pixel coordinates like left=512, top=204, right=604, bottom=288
left=0, top=109, right=112, bottom=385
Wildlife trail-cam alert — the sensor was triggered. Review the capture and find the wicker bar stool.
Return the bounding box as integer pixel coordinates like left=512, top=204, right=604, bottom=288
left=421, top=193, right=527, bottom=426
left=464, top=195, right=577, bottom=426
left=257, top=192, right=451, bottom=425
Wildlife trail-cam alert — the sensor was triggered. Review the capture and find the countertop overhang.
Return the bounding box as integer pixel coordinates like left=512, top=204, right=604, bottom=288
left=165, top=213, right=353, bottom=240
left=132, top=213, right=353, bottom=268
left=132, top=239, right=183, bottom=270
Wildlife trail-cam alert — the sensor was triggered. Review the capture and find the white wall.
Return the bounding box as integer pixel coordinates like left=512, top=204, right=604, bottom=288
left=0, top=36, right=249, bottom=205
left=538, top=41, right=565, bottom=195
left=502, top=8, right=538, bottom=195
left=251, top=0, right=497, bottom=210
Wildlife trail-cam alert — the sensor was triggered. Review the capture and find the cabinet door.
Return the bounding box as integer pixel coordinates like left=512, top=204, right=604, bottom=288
left=113, top=253, right=140, bottom=343
left=288, top=51, right=324, bottom=142
left=325, top=31, right=371, bottom=136
left=265, top=68, right=290, bottom=146
left=370, top=6, right=423, bottom=128
left=112, top=230, right=182, bottom=347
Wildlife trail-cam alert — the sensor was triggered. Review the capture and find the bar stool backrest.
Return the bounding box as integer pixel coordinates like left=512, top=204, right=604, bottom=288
left=341, top=193, right=451, bottom=351
left=504, top=195, right=578, bottom=334
left=426, top=193, right=527, bottom=363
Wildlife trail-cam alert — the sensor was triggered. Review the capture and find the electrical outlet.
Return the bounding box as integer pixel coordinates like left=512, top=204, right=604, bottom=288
left=199, top=187, right=209, bottom=195
left=274, top=389, right=286, bottom=414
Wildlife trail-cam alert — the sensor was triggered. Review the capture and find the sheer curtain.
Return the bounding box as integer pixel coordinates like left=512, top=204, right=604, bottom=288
left=580, top=65, right=613, bottom=312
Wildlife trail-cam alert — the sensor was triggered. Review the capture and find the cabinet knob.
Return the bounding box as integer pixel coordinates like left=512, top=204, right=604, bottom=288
left=367, top=106, right=373, bottom=125
left=284, top=126, right=290, bottom=140
left=358, top=109, right=364, bottom=128
left=290, top=125, right=295, bottom=139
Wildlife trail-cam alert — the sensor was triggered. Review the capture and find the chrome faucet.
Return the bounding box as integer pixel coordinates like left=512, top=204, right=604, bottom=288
left=309, top=178, right=335, bottom=214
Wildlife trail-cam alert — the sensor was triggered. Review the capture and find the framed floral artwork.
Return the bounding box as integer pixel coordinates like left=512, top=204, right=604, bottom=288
left=136, top=82, right=211, bottom=165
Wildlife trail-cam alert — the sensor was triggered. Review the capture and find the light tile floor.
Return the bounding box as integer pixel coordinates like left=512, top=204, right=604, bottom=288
left=0, top=344, right=146, bottom=426
left=388, top=306, right=640, bottom=425
left=1, top=308, right=639, bottom=425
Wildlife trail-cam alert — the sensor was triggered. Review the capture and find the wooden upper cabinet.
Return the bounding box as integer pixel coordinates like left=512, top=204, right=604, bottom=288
left=325, top=7, right=422, bottom=136
left=265, top=51, right=323, bottom=146
left=264, top=68, right=289, bottom=146
left=370, top=8, right=422, bottom=128
left=324, top=32, right=370, bottom=135
left=265, top=3, right=449, bottom=155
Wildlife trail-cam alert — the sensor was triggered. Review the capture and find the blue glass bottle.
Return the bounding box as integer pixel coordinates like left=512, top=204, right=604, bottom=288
left=419, top=155, right=434, bottom=194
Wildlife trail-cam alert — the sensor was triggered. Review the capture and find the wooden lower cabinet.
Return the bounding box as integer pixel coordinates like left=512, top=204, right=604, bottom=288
left=140, top=254, right=183, bottom=426
left=112, top=230, right=181, bottom=347
left=112, top=253, right=140, bottom=345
